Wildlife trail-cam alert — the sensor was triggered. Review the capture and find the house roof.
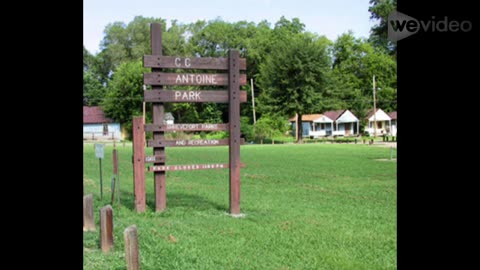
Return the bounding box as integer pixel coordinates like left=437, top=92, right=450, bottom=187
left=365, top=108, right=391, bottom=121
left=365, top=109, right=377, bottom=119
left=323, top=110, right=346, bottom=121
left=388, top=111, right=397, bottom=120
left=83, top=106, right=113, bottom=124
left=164, top=112, right=174, bottom=120
left=288, top=114, right=323, bottom=122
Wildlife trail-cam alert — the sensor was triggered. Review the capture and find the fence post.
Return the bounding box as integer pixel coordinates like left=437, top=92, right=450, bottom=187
left=132, top=117, right=146, bottom=212
left=100, top=205, right=114, bottom=253
left=124, top=225, right=140, bottom=270
left=83, top=194, right=95, bottom=231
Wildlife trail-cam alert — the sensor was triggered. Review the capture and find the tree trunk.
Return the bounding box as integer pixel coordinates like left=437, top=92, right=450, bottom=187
left=296, top=113, right=303, bottom=143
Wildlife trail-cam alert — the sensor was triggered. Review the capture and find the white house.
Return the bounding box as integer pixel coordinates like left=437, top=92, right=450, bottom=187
left=83, top=106, right=122, bottom=141
left=289, top=110, right=360, bottom=138
left=365, top=108, right=391, bottom=136
left=311, top=110, right=360, bottom=137
left=388, top=111, right=397, bottom=136
left=164, top=112, right=175, bottom=125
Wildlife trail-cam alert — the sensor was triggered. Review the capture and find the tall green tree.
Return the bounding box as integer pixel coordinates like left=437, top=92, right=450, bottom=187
left=83, top=70, right=104, bottom=106
left=257, top=33, right=331, bottom=142
left=330, top=32, right=396, bottom=130
left=83, top=46, right=106, bottom=105
left=102, top=61, right=149, bottom=139
left=368, top=0, right=397, bottom=55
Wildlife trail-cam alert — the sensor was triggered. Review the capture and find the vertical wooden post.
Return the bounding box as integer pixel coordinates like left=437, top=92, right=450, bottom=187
left=132, top=117, right=145, bottom=212
left=151, top=23, right=167, bottom=212
left=124, top=225, right=140, bottom=270
left=113, top=148, right=120, bottom=205
left=228, top=50, right=241, bottom=215
left=83, top=194, right=95, bottom=231
left=113, top=149, right=118, bottom=175
left=100, top=205, right=114, bottom=253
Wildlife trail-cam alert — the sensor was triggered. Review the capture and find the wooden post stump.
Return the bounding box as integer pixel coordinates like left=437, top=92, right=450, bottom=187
left=100, top=205, right=114, bottom=253
left=124, top=225, right=140, bottom=270
left=83, top=194, right=95, bottom=231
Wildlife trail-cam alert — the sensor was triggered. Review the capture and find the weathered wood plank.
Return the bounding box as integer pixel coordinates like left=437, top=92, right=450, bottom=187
left=145, top=155, right=166, bottom=163
left=147, top=138, right=245, bottom=148
left=148, top=163, right=246, bottom=172
left=151, top=23, right=167, bottom=212
left=144, top=55, right=247, bottom=70
left=145, top=123, right=229, bottom=132
left=144, top=72, right=247, bottom=86
left=132, top=117, right=146, bottom=212
left=144, top=90, right=247, bottom=103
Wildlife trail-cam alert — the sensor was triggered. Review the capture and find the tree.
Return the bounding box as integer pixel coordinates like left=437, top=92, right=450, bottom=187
left=368, top=0, right=397, bottom=55
left=254, top=114, right=289, bottom=144
left=83, top=70, right=104, bottom=106
left=101, top=61, right=149, bottom=139
left=83, top=46, right=106, bottom=105
left=330, top=32, right=397, bottom=131
left=257, top=33, right=331, bottom=142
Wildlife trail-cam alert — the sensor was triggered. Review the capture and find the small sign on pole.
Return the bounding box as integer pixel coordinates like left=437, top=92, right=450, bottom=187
left=95, top=144, right=105, bottom=199
left=95, top=143, right=105, bottom=159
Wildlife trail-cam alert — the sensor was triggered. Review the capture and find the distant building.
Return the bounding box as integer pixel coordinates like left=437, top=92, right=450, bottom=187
left=288, top=110, right=360, bottom=138
left=83, top=106, right=122, bottom=141
left=388, top=111, right=397, bottom=136
left=365, top=109, right=392, bottom=136
left=164, top=112, right=175, bottom=125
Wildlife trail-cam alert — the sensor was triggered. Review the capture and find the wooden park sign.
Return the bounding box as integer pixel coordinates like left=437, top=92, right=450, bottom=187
left=132, top=23, right=246, bottom=215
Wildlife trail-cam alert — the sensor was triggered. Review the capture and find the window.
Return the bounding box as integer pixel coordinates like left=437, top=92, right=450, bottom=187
left=377, top=121, right=382, bottom=129
left=103, top=123, right=108, bottom=136
left=320, top=123, right=325, bottom=129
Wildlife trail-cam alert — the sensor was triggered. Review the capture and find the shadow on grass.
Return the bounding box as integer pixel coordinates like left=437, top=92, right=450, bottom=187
left=107, top=189, right=226, bottom=213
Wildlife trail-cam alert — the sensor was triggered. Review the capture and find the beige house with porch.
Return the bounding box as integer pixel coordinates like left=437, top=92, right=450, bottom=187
left=365, top=108, right=392, bottom=136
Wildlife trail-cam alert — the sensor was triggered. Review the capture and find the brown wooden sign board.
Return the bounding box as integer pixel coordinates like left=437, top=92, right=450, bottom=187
left=145, top=155, right=166, bottom=163
left=144, top=72, right=247, bottom=86
left=147, top=138, right=245, bottom=148
left=145, top=123, right=229, bottom=132
left=144, top=55, right=247, bottom=70
left=134, top=23, right=243, bottom=214
left=148, top=163, right=246, bottom=172
left=144, top=90, right=247, bottom=103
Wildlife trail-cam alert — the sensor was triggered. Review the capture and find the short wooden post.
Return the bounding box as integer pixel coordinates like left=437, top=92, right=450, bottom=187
left=100, top=205, right=114, bottom=253
left=124, top=225, right=140, bottom=270
left=83, top=194, right=95, bottom=231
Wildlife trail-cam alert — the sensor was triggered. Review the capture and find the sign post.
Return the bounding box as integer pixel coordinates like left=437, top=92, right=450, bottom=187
left=95, top=143, right=104, bottom=199
left=133, top=22, right=247, bottom=214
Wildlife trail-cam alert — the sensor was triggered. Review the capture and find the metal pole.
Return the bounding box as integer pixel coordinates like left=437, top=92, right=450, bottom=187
left=373, top=75, right=377, bottom=138
left=99, top=158, right=103, bottom=199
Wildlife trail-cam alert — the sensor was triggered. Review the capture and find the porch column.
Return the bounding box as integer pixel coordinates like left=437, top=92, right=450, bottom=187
left=356, top=120, right=359, bottom=135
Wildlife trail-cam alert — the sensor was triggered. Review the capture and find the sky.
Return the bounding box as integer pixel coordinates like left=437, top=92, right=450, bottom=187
left=84, top=0, right=376, bottom=55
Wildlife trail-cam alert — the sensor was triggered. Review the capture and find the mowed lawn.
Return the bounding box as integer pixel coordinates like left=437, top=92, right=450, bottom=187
left=83, top=142, right=397, bottom=270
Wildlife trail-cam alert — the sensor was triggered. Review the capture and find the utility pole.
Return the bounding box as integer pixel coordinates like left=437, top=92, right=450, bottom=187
left=373, top=75, right=377, bottom=138
left=250, top=78, right=256, bottom=124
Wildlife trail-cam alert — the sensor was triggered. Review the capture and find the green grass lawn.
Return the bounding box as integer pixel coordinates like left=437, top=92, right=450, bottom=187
left=84, top=142, right=396, bottom=270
